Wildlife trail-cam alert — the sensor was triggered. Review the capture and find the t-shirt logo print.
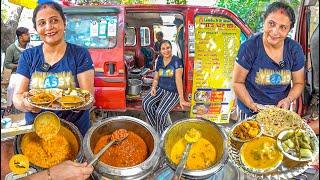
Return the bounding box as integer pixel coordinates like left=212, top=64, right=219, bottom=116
left=255, top=68, right=291, bottom=85
left=269, top=73, right=282, bottom=85
left=159, top=68, right=174, bottom=77
left=44, top=75, right=59, bottom=88
left=31, top=71, right=75, bottom=89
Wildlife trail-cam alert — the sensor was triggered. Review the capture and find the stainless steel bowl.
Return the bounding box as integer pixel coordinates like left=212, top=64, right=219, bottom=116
left=83, top=116, right=161, bottom=180
left=127, top=79, right=142, bottom=95
left=161, top=118, right=228, bottom=179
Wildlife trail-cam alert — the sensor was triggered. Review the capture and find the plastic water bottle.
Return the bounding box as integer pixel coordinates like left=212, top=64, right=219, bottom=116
left=6, top=85, right=14, bottom=107
left=6, top=74, right=18, bottom=107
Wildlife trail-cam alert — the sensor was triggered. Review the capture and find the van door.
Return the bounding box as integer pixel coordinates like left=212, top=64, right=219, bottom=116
left=64, top=6, right=127, bottom=111
left=185, top=7, right=252, bottom=123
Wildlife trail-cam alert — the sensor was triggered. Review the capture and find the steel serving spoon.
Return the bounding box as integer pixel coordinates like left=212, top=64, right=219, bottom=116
left=1, top=111, right=60, bottom=140
left=88, top=129, right=129, bottom=166
left=172, top=128, right=201, bottom=180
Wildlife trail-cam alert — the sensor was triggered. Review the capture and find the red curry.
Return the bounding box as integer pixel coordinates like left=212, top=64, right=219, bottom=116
left=94, top=131, right=148, bottom=167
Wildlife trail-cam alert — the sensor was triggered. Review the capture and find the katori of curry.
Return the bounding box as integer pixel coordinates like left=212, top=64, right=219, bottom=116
left=94, top=131, right=148, bottom=167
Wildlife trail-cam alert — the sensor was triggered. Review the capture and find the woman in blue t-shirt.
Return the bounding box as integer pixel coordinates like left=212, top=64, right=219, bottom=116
left=12, top=2, right=94, bottom=136
left=143, top=40, right=190, bottom=134
left=232, top=2, right=305, bottom=120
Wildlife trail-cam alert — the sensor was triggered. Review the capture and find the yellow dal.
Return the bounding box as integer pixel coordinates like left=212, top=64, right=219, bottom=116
left=170, top=137, right=216, bottom=170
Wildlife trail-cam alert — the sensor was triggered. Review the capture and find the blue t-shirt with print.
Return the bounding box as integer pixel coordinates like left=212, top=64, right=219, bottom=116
left=236, top=33, right=304, bottom=115
left=156, top=55, right=183, bottom=92
left=16, top=43, right=94, bottom=136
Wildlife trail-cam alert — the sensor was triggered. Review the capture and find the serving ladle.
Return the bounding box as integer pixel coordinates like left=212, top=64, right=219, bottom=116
left=172, top=128, right=201, bottom=180
left=88, top=129, right=129, bottom=166
left=1, top=111, right=60, bottom=140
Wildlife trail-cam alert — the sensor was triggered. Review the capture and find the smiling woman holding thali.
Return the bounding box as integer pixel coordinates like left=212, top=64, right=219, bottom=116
left=12, top=1, right=94, bottom=136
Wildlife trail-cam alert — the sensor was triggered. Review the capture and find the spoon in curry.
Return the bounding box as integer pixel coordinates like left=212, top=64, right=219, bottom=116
left=88, top=129, right=129, bottom=166
left=1, top=111, right=60, bottom=140
left=172, top=128, right=201, bottom=180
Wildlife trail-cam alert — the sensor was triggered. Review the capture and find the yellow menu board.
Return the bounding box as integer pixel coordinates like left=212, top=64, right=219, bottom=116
left=190, top=15, right=241, bottom=123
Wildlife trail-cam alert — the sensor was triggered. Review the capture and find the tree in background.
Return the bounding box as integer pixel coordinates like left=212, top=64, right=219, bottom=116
left=1, top=0, right=24, bottom=53
left=121, top=0, right=149, bottom=4
left=166, top=0, right=187, bottom=4
left=215, top=0, right=301, bottom=32
left=74, top=0, right=149, bottom=5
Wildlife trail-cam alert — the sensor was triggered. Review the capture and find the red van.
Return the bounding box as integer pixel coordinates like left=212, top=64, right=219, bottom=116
left=62, top=3, right=253, bottom=116
left=295, top=0, right=319, bottom=117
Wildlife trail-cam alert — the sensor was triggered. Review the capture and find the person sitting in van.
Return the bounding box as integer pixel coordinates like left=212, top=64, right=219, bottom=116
left=154, top=31, right=164, bottom=54
left=141, top=47, right=154, bottom=69
left=142, top=40, right=190, bottom=134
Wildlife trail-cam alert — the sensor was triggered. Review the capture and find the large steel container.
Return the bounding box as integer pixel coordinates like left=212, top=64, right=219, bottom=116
left=14, top=119, right=84, bottom=171
left=162, top=118, right=228, bottom=179
left=127, top=79, right=142, bottom=95
left=83, top=116, right=161, bottom=180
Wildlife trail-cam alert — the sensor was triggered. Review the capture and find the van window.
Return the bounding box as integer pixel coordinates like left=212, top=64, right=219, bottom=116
left=65, top=15, right=117, bottom=48
left=153, top=25, right=179, bottom=56
left=140, top=27, right=150, bottom=46
left=125, top=27, right=136, bottom=46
